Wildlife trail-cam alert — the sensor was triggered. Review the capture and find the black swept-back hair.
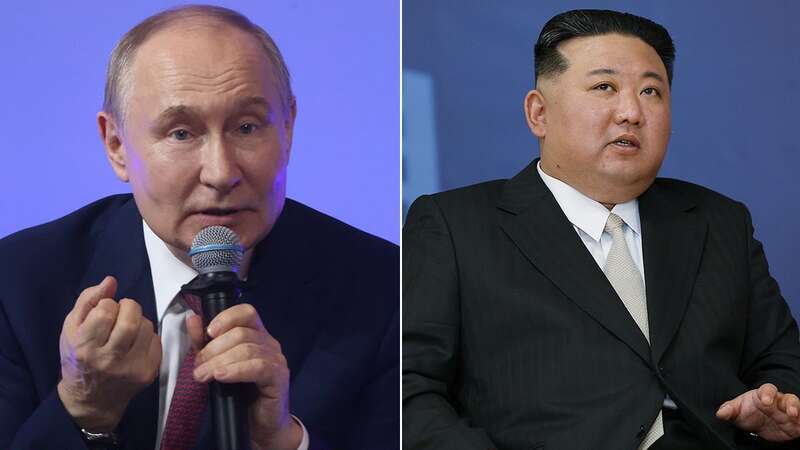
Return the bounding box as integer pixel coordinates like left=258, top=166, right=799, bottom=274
left=534, top=9, right=675, bottom=85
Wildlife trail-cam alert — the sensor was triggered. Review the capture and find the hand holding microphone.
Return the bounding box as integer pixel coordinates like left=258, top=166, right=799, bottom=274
left=184, top=226, right=301, bottom=450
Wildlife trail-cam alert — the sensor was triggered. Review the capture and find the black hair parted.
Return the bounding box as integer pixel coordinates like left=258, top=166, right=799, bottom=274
left=534, top=9, right=675, bottom=85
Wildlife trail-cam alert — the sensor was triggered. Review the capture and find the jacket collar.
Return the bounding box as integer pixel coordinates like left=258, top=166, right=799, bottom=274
left=497, top=160, right=706, bottom=365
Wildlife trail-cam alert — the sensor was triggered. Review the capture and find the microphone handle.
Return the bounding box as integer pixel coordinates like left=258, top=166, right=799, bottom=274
left=184, top=272, right=251, bottom=450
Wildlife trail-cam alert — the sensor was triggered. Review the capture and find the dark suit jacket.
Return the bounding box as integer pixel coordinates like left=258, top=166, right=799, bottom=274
left=0, top=194, right=398, bottom=450
left=403, top=161, right=800, bottom=450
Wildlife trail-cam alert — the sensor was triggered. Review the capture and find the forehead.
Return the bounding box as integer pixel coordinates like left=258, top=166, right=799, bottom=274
left=128, top=20, right=278, bottom=113
left=557, top=33, right=667, bottom=79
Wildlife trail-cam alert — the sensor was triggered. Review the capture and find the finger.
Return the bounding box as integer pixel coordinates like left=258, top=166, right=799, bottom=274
left=128, top=317, right=157, bottom=359
left=196, top=325, right=273, bottom=365
left=758, top=383, right=779, bottom=407
left=126, top=318, right=162, bottom=385
left=782, top=394, right=800, bottom=419
left=207, top=303, right=265, bottom=338
left=186, top=313, right=205, bottom=351
left=717, top=399, right=741, bottom=420
left=759, top=393, right=798, bottom=434
left=209, top=356, right=289, bottom=388
left=66, top=276, right=118, bottom=328
left=194, top=341, right=272, bottom=382
left=104, top=299, right=142, bottom=353
left=130, top=328, right=162, bottom=385
left=147, top=331, right=163, bottom=374
left=77, top=297, right=120, bottom=346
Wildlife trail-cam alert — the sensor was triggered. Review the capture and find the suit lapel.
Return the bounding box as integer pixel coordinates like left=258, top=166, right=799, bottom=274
left=497, top=161, right=651, bottom=364
left=639, top=182, right=707, bottom=363
left=238, top=200, right=328, bottom=382
left=76, top=197, right=160, bottom=449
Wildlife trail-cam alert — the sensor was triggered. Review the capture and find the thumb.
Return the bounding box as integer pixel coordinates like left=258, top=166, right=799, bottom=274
left=717, top=396, right=743, bottom=420
left=186, top=313, right=206, bottom=351
left=69, top=275, right=118, bottom=327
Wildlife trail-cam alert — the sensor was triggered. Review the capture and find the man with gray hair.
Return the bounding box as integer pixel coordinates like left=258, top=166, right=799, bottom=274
left=0, top=5, right=398, bottom=450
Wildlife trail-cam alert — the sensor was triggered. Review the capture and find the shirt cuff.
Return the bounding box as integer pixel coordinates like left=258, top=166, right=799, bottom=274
left=292, top=414, right=310, bottom=450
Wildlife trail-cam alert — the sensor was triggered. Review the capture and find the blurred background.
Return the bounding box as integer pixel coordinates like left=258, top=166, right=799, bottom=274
left=403, top=0, right=800, bottom=314
left=0, top=0, right=399, bottom=243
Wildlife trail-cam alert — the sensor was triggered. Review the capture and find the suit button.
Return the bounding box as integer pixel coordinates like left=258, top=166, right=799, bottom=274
left=637, top=425, right=646, bottom=437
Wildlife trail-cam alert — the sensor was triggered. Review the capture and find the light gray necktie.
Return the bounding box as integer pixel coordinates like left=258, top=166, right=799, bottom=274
left=603, top=213, right=664, bottom=449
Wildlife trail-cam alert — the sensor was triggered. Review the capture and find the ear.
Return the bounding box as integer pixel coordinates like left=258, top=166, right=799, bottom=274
left=97, top=112, right=129, bottom=182
left=283, top=96, right=297, bottom=157
left=524, top=89, right=547, bottom=138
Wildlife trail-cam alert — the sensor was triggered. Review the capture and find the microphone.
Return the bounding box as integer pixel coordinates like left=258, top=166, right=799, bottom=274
left=181, top=225, right=251, bottom=450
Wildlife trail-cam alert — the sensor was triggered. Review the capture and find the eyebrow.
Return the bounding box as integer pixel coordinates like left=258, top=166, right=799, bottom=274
left=151, top=96, right=273, bottom=128
left=153, top=105, right=200, bottom=127
left=234, top=96, right=272, bottom=113
left=586, top=68, right=665, bottom=83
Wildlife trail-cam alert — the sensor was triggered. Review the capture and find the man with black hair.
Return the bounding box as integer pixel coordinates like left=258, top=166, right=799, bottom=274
left=404, top=9, right=800, bottom=450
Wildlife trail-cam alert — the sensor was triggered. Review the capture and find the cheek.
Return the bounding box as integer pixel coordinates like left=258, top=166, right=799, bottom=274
left=241, top=139, right=289, bottom=187
left=125, top=151, right=154, bottom=193
left=555, top=101, right=608, bottom=138
left=647, top=108, right=672, bottom=145
left=127, top=148, right=196, bottom=204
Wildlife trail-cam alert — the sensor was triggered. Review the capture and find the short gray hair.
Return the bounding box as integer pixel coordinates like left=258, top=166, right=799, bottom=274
left=103, top=4, right=294, bottom=124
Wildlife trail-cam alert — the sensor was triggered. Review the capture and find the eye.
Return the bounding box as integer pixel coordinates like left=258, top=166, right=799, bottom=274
left=641, top=87, right=660, bottom=96
left=238, top=123, right=258, bottom=134
left=593, top=83, right=615, bottom=92
left=170, top=129, right=191, bottom=141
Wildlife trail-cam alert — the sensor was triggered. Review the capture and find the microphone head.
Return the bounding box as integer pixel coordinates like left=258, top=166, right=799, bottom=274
left=188, top=225, right=244, bottom=274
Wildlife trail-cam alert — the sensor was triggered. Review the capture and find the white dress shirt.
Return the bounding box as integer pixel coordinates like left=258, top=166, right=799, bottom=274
left=143, top=221, right=309, bottom=450
left=537, top=162, right=678, bottom=411
left=536, top=161, right=644, bottom=281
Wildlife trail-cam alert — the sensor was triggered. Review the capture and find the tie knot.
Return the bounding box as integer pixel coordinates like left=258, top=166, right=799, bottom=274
left=604, top=213, right=625, bottom=234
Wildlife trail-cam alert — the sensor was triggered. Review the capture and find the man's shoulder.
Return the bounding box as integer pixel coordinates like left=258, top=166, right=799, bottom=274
left=281, top=198, right=398, bottom=263
left=651, top=177, right=745, bottom=212
left=274, top=199, right=398, bottom=319
left=408, top=179, right=508, bottom=216
left=0, top=194, right=134, bottom=276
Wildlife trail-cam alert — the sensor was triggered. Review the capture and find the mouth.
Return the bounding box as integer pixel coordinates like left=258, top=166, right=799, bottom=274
left=609, top=134, right=641, bottom=150
left=191, top=207, right=250, bottom=226
left=201, top=208, right=241, bottom=216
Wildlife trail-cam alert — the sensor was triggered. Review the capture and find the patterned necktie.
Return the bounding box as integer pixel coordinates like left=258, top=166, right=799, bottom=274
left=603, top=213, right=664, bottom=449
left=160, top=293, right=208, bottom=450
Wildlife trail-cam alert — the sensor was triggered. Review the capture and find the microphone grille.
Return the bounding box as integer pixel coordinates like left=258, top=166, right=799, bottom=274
left=188, top=225, right=244, bottom=273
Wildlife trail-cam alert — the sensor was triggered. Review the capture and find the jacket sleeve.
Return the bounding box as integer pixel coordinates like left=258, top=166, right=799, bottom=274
left=402, top=195, right=496, bottom=450
left=0, top=300, right=88, bottom=450
left=738, top=204, right=800, bottom=396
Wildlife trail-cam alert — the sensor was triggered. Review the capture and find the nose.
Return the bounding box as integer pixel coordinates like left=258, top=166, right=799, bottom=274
left=614, top=89, right=644, bottom=127
left=199, top=136, right=242, bottom=193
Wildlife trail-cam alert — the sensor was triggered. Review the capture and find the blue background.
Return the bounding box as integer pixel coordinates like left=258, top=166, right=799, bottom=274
left=0, top=0, right=399, bottom=244
left=403, top=1, right=800, bottom=314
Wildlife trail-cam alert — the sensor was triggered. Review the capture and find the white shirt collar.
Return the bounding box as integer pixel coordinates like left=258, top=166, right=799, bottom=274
left=142, top=220, right=198, bottom=322
left=536, top=161, right=641, bottom=242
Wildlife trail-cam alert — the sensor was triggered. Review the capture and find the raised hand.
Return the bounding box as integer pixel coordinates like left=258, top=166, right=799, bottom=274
left=716, top=383, right=800, bottom=442
left=57, top=276, right=162, bottom=431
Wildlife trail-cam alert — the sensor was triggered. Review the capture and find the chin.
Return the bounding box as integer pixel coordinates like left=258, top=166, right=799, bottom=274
left=228, top=221, right=273, bottom=251
left=613, top=181, right=654, bottom=203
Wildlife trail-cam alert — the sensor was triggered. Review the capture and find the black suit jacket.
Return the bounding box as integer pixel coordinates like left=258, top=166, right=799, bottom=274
left=0, top=194, right=399, bottom=450
left=403, top=161, right=800, bottom=450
